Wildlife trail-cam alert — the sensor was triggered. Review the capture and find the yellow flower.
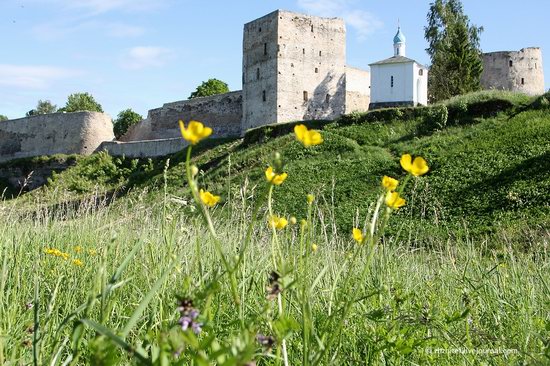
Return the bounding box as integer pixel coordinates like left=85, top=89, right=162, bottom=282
left=400, top=154, right=429, bottom=176
left=74, top=246, right=82, bottom=253
left=306, top=194, right=315, bottom=204
left=199, top=189, right=221, bottom=207
left=381, top=176, right=399, bottom=191
left=352, top=228, right=363, bottom=244
left=72, top=259, right=83, bottom=266
left=294, top=124, right=323, bottom=147
left=179, top=120, right=212, bottom=145
left=385, top=191, right=406, bottom=210
left=88, top=249, right=97, bottom=256
left=268, top=215, right=288, bottom=230
left=290, top=216, right=297, bottom=225
left=265, top=166, right=288, bottom=185
left=311, top=243, right=318, bottom=252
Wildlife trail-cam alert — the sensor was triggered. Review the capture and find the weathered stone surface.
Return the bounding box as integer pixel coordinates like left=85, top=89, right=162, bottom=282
left=345, top=66, right=371, bottom=113
left=242, top=10, right=354, bottom=131
left=121, top=91, right=242, bottom=141
left=0, top=112, right=114, bottom=163
left=99, top=138, right=187, bottom=158
left=481, top=48, right=545, bottom=96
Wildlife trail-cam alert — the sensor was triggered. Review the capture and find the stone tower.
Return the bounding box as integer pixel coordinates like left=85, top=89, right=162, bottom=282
left=242, top=10, right=347, bottom=131
left=481, top=47, right=545, bottom=96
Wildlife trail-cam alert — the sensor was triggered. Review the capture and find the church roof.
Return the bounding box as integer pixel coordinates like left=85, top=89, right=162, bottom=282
left=369, top=55, right=419, bottom=66
left=393, top=27, right=406, bottom=44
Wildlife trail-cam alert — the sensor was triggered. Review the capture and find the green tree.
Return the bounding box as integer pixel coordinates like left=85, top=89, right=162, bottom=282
left=113, top=109, right=143, bottom=139
left=425, top=0, right=483, bottom=102
left=189, top=78, right=229, bottom=99
left=26, top=99, right=57, bottom=117
left=61, top=92, right=103, bottom=113
left=0, top=115, right=8, bottom=121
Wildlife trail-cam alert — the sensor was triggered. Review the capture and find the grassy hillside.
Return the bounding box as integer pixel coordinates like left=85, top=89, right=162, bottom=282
left=5, top=91, right=550, bottom=240
left=1, top=91, right=549, bottom=365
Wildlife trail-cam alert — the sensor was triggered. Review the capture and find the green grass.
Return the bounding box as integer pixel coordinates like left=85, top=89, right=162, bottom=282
left=0, top=192, right=548, bottom=365
left=1, top=90, right=550, bottom=364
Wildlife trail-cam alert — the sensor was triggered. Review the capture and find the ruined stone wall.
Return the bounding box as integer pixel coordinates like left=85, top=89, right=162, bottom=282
left=345, top=66, right=370, bottom=113
left=0, top=112, right=114, bottom=163
left=242, top=11, right=279, bottom=131
left=276, top=10, right=347, bottom=122
left=100, top=138, right=187, bottom=158
left=122, top=91, right=242, bottom=141
left=481, top=47, right=545, bottom=96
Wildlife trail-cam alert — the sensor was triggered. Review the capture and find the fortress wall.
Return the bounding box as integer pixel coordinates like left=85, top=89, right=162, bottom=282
left=100, top=138, right=187, bottom=158
left=345, top=66, right=371, bottom=113
left=0, top=112, right=114, bottom=163
left=122, top=91, right=242, bottom=141
left=481, top=47, right=545, bottom=96
left=276, top=10, right=347, bottom=122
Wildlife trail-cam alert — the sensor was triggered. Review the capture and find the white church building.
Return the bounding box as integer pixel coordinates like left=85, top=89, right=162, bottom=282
left=369, top=27, right=428, bottom=110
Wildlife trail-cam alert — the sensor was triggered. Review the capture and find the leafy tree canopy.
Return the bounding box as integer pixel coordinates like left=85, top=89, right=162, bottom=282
left=113, top=109, right=143, bottom=139
left=425, top=0, right=483, bottom=102
left=0, top=115, right=8, bottom=121
left=189, top=78, right=229, bottom=99
left=60, top=92, right=103, bottom=113
left=26, top=100, right=57, bottom=117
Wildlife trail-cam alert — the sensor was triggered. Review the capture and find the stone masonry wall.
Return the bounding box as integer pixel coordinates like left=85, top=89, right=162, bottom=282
left=0, top=112, right=114, bottom=163
left=242, top=11, right=280, bottom=131
left=481, top=47, right=545, bottom=96
left=276, top=10, right=347, bottom=123
left=99, top=138, right=187, bottom=158
left=122, top=91, right=242, bottom=141
left=345, top=66, right=371, bottom=113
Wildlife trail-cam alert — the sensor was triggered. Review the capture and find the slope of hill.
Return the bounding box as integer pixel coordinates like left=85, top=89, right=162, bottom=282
left=3, top=91, right=549, bottom=241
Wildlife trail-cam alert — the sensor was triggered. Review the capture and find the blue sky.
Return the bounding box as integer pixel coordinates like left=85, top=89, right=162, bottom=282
left=1, top=0, right=548, bottom=119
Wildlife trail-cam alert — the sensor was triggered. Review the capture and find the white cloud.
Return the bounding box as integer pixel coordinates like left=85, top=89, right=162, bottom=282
left=120, top=47, right=174, bottom=70
left=297, top=0, right=382, bottom=40
left=0, top=65, right=80, bottom=89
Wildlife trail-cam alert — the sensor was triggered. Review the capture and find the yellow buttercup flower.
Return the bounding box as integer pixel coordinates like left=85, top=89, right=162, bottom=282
left=199, top=189, right=221, bottom=207
left=311, top=243, right=318, bottom=252
left=265, top=166, right=288, bottom=185
left=400, top=154, right=429, bottom=176
left=306, top=194, right=315, bottom=204
left=179, top=120, right=212, bottom=145
left=268, top=215, right=288, bottom=230
left=385, top=191, right=406, bottom=210
left=294, top=124, right=323, bottom=147
left=72, top=259, right=83, bottom=266
left=290, top=216, right=297, bottom=225
left=352, top=228, right=364, bottom=244
left=382, top=176, right=399, bottom=191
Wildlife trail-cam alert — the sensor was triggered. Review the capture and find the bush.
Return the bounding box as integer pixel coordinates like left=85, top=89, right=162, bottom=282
left=113, top=109, right=143, bottom=139
left=61, top=92, right=103, bottom=113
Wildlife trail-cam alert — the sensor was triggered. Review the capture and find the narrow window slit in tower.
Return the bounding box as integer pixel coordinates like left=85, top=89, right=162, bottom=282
left=311, top=25, right=314, bottom=32
left=262, top=90, right=266, bottom=102
left=325, top=94, right=330, bottom=103
left=319, top=50, right=322, bottom=56
left=259, top=27, right=262, bottom=32
left=264, top=43, right=267, bottom=56
left=256, top=68, right=260, bottom=80
left=303, top=91, right=308, bottom=101
left=315, top=67, right=319, bottom=73
left=509, top=60, right=513, bottom=67
left=521, top=78, right=525, bottom=85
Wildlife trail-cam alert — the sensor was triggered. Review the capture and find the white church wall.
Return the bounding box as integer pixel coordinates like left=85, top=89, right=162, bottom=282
left=370, top=63, right=414, bottom=104
left=412, top=63, right=428, bottom=106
